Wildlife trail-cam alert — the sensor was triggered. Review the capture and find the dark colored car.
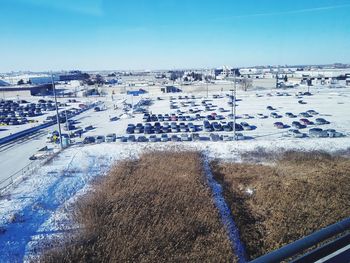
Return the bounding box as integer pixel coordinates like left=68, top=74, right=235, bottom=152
left=83, top=136, right=96, bottom=144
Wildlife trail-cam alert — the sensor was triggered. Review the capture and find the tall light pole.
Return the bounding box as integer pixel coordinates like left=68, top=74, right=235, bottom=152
left=51, top=73, right=63, bottom=149
left=206, top=69, right=209, bottom=98
left=233, top=72, right=237, bottom=140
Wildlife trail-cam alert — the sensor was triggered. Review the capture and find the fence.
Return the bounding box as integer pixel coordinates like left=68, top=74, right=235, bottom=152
left=0, top=159, right=43, bottom=195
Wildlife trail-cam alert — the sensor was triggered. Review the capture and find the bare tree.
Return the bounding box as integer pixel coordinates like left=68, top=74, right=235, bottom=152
left=240, top=77, right=253, bottom=91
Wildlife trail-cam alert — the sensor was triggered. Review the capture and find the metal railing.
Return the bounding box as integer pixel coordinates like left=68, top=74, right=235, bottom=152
left=0, top=160, right=40, bottom=195
left=250, top=217, right=350, bottom=263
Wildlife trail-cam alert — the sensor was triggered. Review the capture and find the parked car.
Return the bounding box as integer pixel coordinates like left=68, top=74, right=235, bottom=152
left=85, top=125, right=94, bottom=131
left=105, top=133, right=116, bottom=142
left=241, top=122, right=252, bottom=130
left=222, top=135, right=233, bottom=141
left=191, top=133, right=200, bottom=141
left=299, top=112, right=312, bottom=118
left=83, top=136, right=95, bottom=144
left=326, top=129, right=343, bottom=138
left=210, top=133, right=221, bottom=142
left=306, top=110, right=318, bottom=115
left=137, top=136, right=148, bottom=142
left=149, top=135, right=158, bottom=142
left=180, top=133, right=191, bottom=141
left=117, top=136, right=127, bottom=143
left=300, top=118, right=313, bottom=126
left=285, top=112, right=297, bottom=118
left=288, top=129, right=304, bottom=138
left=315, top=118, right=330, bottom=125
left=270, top=112, right=282, bottom=118
left=127, top=135, right=136, bottom=142
left=95, top=135, right=105, bottom=143
left=309, top=128, right=328, bottom=138
left=171, top=135, right=179, bottom=142
left=235, top=133, right=245, bottom=140
left=292, top=121, right=305, bottom=129
left=257, top=113, right=267, bottom=119
left=273, top=122, right=285, bottom=129
left=160, top=134, right=169, bottom=142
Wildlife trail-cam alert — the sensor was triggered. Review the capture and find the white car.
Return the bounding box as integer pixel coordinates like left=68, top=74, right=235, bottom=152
left=235, top=133, right=245, bottom=140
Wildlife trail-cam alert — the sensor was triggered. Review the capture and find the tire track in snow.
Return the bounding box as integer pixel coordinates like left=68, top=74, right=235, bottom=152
left=202, top=151, right=247, bottom=263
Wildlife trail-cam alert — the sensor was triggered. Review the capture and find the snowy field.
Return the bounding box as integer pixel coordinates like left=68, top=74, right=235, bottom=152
left=0, top=85, right=349, bottom=262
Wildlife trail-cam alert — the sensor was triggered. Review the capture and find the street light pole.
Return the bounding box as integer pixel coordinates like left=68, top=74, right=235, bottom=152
left=206, top=69, right=209, bottom=98
left=51, top=73, right=63, bottom=149
left=233, top=72, right=237, bottom=140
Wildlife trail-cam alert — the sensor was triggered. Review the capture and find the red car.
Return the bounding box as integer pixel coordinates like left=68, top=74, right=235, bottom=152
left=273, top=122, right=285, bottom=129
left=300, top=118, right=313, bottom=125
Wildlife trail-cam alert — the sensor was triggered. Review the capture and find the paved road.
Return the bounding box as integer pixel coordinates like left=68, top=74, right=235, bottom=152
left=0, top=106, right=98, bottom=186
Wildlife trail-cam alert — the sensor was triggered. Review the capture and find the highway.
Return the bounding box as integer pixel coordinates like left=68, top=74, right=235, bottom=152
left=0, top=106, right=98, bottom=189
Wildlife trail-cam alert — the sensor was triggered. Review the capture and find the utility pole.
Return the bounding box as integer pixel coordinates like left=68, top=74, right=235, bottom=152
left=65, top=108, right=69, bottom=131
left=51, top=73, right=63, bottom=149
left=233, top=72, right=237, bottom=140
left=206, top=69, right=209, bottom=98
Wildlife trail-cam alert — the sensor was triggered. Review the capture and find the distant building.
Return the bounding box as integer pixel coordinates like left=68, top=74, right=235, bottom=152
left=214, top=67, right=240, bottom=79
left=29, top=71, right=89, bottom=85
left=59, top=72, right=89, bottom=82
left=161, top=86, right=182, bottom=93
left=0, top=80, right=10, bottom=86
left=127, top=89, right=147, bottom=96
left=0, top=84, right=54, bottom=97
left=29, top=76, right=59, bottom=85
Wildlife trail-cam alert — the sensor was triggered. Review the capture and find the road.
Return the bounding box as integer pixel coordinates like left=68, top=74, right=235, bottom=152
left=0, top=106, right=98, bottom=187
left=0, top=96, right=132, bottom=188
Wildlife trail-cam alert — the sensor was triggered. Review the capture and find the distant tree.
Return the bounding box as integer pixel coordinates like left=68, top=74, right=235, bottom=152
left=284, top=74, right=288, bottom=82
left=240, top=78, right=253, bottom=91
left=184, top=76, right=189, bottom=82
left=17, top=79, right=24, bottom=85
left=81, top=73, right=91, bottom=80
left=205, top=75, right=213, bottom=82
left=169, top=71, right=184, bottom=81
left=95, top=74, right=105, bottom=84
left=170, top=72, right=178, bottom=81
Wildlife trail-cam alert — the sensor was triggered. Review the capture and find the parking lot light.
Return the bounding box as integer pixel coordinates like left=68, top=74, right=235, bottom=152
left=51, top=73, right=63, bottom=149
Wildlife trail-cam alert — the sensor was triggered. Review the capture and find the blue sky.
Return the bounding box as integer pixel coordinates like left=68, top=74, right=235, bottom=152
left=1, top=0, right=350, bottom=72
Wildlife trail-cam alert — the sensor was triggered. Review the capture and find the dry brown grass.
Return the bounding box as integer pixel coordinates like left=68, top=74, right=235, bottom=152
left=39, top=151, right=235, bottom=263
left=211, top=151, right=350, bottom=260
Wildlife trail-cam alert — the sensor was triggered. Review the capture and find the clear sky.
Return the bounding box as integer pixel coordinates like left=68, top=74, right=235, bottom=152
left=1, top=0, right=350, bottom=72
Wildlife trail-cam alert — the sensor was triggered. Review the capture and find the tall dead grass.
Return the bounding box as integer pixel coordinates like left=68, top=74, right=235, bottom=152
left=39, top=151, right=235, bottom=263
left=211, top=151, right=350, bottom=260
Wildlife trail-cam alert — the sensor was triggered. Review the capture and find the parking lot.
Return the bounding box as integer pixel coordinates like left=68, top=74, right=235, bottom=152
left=43, top=86, right=349, bottom=145
left=0, top=97, right=95, bottom=139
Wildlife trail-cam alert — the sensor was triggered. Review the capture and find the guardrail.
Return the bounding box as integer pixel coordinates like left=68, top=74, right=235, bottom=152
left=0, top=158, right=45, bottom=195
left=250, top=217, right=350, bottom=263
left=0, top=103, right=99, bottom=194
left=0, top=147, right=63, bottom=195
left=0, top=103, right=98, bottom=145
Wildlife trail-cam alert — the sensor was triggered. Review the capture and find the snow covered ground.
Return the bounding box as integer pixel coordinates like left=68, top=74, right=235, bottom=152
left=0, top=85, right=349, bottom=262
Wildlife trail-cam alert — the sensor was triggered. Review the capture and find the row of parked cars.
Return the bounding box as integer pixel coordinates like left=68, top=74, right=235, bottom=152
left=0, top=99, right=55, bottom=126
left=142, top=113, right=227, bottom=122
left=83, top=132, right=246, bottom=144
left=286, top=128, right=344, bottom=139
left=0, top=98, right=78, bottom=126
left=126, top=120, right=252, bottom=134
